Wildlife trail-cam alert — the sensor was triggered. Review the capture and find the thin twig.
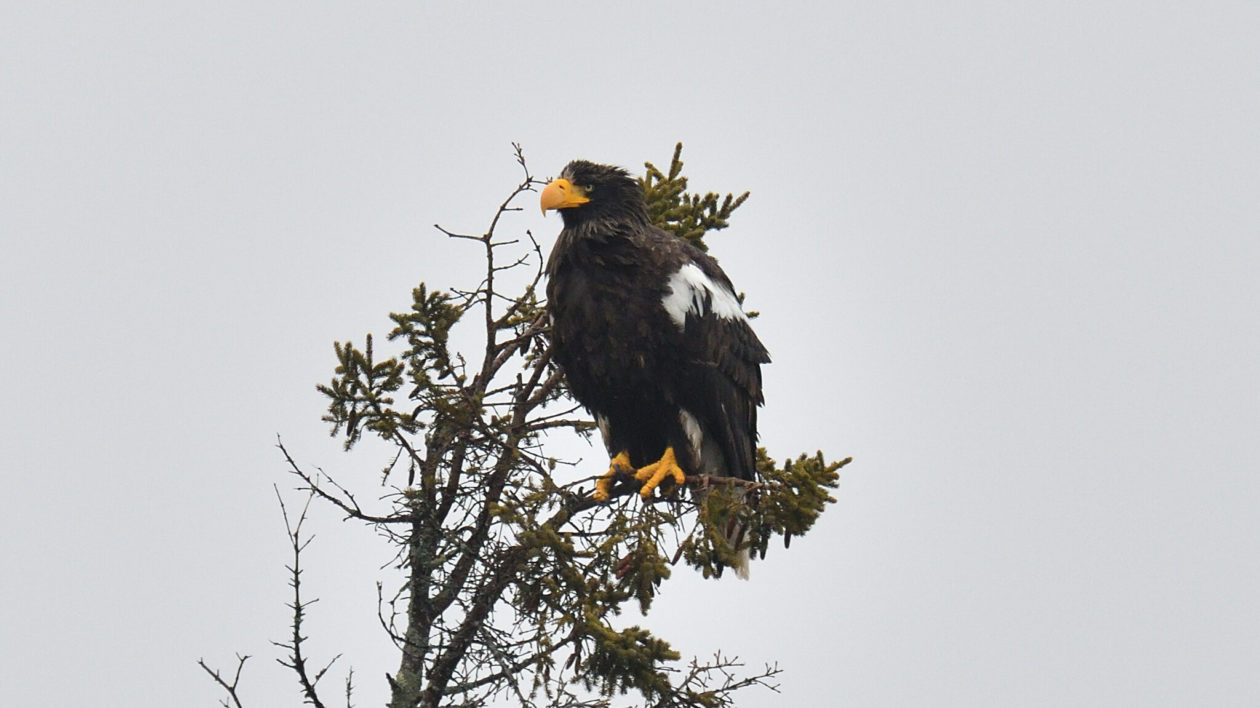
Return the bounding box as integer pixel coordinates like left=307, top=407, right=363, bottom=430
left=197, top=654, right=250, bottom=708
left=272, top=486, right=333, bottom=708
left=278, top=438, right=409, bottom=525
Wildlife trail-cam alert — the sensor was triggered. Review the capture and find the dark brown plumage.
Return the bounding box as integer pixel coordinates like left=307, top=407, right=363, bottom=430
left=541, top=160, right=770, bottom=514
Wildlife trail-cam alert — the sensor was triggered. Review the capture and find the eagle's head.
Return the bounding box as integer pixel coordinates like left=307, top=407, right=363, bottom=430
left=540, top=160, right=648, bottom=227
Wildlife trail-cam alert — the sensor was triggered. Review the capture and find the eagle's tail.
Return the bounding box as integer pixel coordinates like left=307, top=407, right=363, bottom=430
left=678, top=409, right=757, bottom=578
left=730, top=544, right=751, bottom=580
left=721, top=486, right=751, bottom=579
left=695, top=483, right=752, bottom=579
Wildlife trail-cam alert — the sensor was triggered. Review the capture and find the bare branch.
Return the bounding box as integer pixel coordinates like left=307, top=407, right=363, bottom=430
left=278, top=438, right=408, bottom=525
left=272, top=486, right=333, bottom=708
left=198, top=654, right=250, bottom=708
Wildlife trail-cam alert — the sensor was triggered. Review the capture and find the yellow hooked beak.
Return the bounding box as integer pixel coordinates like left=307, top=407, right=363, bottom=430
left=540, top=178, right=590, bottom=214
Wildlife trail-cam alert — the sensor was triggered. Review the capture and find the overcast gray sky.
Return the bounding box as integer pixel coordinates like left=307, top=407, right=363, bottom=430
left=3, top=3, right=1258, bottom=706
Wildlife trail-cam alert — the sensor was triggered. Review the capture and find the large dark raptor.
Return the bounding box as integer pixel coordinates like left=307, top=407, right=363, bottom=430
left=541, top=160, right=770, bottom=577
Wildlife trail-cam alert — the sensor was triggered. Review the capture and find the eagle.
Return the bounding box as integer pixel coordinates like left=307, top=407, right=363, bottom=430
left=541, top=160, right=770, bottom=576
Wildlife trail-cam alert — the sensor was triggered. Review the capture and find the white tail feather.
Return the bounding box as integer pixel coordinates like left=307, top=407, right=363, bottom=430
left=731, top=547, right=750, bottom=580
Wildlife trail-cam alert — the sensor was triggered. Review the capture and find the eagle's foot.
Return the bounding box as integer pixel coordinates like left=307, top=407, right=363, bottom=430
left=633, top=447, right=687, bottom=498
left=594, top=451, right=635, bottom=501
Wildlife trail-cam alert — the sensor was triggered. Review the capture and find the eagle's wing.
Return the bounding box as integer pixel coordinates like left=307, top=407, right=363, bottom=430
left=659, top=247, right=770, bottom=481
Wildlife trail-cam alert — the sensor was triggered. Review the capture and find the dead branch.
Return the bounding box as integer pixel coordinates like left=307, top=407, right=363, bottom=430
left=198, top=653, right=250, bottom=708
left=278, top=438, right=408, bottom=525
left=272, top=486, right=337, bottom=708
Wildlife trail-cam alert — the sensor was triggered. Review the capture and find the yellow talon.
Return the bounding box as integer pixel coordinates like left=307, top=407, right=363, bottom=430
left=633, top=447, right=687, bottom=498
left=594, top=451, right=634, bottom=501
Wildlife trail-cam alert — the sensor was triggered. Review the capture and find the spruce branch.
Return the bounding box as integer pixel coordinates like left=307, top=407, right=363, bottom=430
left=641, top=143, right=750, bottom=250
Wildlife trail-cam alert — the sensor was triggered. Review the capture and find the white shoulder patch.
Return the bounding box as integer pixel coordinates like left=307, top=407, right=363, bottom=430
left=661, top=263, right=747, bottom=329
